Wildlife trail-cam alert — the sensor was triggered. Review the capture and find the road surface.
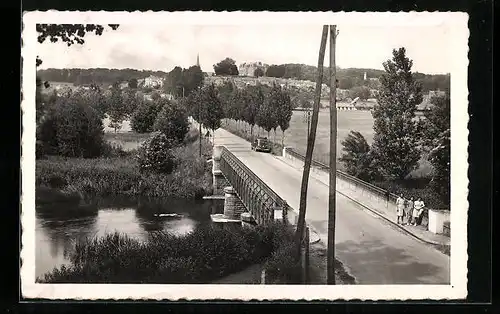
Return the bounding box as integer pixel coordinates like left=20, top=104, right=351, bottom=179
left=213, top=127, right=450, bottom=284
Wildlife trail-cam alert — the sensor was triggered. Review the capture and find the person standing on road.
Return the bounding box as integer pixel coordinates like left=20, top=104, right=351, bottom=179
left=412, top=198, right=425, bottom=226
left=396, top=194, right=405, bottom=224
left=415, top=198, right=426, bottom=226
left=405, top=197, right=414, bottom=225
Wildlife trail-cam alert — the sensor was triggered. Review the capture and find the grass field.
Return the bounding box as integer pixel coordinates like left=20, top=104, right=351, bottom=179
left=228, top=109, right=432, bottom=178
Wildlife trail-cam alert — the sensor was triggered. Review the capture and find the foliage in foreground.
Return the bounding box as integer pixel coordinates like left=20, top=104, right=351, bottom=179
left=39, top=223, right=296, bottom=284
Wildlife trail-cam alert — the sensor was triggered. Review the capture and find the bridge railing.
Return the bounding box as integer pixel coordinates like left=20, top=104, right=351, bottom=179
left=283, top=147, right=398, bottom=203
left=219, top=146, right=290, bottom=225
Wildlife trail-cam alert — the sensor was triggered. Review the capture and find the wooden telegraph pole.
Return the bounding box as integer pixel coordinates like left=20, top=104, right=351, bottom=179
left=327, top=25, right=338, bottom=285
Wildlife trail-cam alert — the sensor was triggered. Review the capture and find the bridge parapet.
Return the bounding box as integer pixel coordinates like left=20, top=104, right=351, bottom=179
left=219, top=146, right=290, bottom=225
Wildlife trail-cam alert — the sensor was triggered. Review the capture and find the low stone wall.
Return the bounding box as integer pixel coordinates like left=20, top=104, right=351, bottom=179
left=281, top=147, right=444, bottom=232
left=282, top=147, right=423, bottom=225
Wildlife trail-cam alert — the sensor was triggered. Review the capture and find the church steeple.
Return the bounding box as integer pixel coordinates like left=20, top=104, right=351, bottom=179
left=196, top=53, right=200, bottom=67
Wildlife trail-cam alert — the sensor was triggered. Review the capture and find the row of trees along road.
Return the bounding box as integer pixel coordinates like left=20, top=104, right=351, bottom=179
left=182, top=80, right=294, bottom=148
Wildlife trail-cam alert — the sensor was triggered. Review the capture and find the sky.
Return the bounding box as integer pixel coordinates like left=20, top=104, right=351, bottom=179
left=37, top=24, right=452, bottom=75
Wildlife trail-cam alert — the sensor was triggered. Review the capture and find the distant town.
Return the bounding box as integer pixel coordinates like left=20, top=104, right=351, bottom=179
left=38, top=59, right=449, bottom=112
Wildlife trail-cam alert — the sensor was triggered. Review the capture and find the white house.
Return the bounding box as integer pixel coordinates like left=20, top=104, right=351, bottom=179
left=143, top=75, right=164, bottom=89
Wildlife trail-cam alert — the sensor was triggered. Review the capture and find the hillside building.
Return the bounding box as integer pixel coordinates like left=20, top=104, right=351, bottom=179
left=143, top=75, right=164, bottom=89
left=238, top=62, right=269, bottom=77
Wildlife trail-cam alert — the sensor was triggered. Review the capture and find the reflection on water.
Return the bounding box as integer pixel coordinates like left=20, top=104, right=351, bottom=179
left=35, top=196, right=224, bottom=279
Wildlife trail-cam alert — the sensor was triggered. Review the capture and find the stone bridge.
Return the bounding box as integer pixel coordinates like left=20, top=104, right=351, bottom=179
left=210, top=145, right=292, bottom=227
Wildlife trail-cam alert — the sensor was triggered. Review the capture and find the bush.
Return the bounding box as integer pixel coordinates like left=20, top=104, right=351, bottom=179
left=137, top=132, right=176, bottom=175
left=339, top=131, right=382, bottom=182
left=39, top=223, right=294, bottom=283
left=153, top=101, right=189, bottom=144
left=131, top=100, right=164, bottom=133
left=38, top=98, right=105, bottom=158
left=264, top=242, right=302, bottom=284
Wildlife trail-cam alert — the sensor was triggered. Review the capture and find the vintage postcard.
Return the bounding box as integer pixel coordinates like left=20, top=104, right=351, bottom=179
left=21, top=11, right=469, bottom=300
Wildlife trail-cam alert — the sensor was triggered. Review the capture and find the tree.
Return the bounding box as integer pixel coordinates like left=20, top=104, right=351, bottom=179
left=244, top=85, right=264, bottom=138
left=266, top=65, right=286, bottom=78
left=182, top=65, right=204, bottom=96
left=128, top=78, right=138, bottom=89
left=79, top=86, right=108, bottom=120
left=199, top=84, right=224, bottom=144
left=423, top=92, right=450, bottom=205
left=229, top=87, right=246, bottom=128
left=216, top=80, right=235, bottom=122
left=339, top=131, right=381, bottom=181
left=256, top=91, right=275, bottom=138
left=153, top=100, right=189, bottom=145
left=36, top=24, right=119, bottom=66
left=262, top=84, right=281, bottom=142
left=213, top=58, right=239, bottom=76
left=131, top=98, right=164, bottom=133
left=272, top=86, right=293, bottom=147
left=371, top=47, right=423, bottom=179
left=254, top=67, right=265, bottom=77
left=38, top=96, right=105, bottom=158
left=295, top=25, right=329, bottom=260
left=164, top=66, right=184, bottom=96
left=107, top=83, right=126, bottom=133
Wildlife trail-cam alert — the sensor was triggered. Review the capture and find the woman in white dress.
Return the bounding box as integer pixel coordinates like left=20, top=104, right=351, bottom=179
left=396, top=194, right=405, bottom=224
left=413, top=198, right=425, bottom=226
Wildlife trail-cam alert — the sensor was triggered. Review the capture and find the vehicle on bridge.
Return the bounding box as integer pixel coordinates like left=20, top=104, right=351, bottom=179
left=251, top=137, right=272, bottom=153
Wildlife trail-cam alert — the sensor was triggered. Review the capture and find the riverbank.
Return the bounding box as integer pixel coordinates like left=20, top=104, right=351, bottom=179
left=36, top=133, right=213, bottom=201
left=39, top=222, right=299, bottom=284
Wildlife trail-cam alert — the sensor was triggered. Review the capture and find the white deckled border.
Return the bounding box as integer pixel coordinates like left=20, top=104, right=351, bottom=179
left=21, top=11, right=469, bottom=301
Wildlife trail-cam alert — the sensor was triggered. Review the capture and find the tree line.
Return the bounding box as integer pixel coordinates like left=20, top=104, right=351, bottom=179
left=182, top=81, right=294, bottom=148
left=37, top=68, right=169, bottom=86
left=39, top=62, right=449, bottom=95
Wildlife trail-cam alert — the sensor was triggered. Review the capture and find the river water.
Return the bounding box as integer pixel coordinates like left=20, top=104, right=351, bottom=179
left=35, top=196, right=223, bottom=279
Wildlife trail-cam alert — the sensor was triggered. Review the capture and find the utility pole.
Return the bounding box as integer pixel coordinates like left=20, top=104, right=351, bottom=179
left=295, top=25, right=329, bottom=261
left=327, top=25, right=338, bottom=285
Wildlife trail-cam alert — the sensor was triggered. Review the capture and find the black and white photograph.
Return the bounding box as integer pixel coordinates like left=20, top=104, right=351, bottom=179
left=21, top=11, right=469, bottom=300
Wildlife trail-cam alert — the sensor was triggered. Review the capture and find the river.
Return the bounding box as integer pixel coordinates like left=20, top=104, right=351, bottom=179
left=35, top=196, right=224, bottom=280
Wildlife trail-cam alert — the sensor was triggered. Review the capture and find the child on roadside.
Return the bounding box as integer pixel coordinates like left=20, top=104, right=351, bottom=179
left=396, top=194, right=405, bottom=224
left=405, top=197, right=414, bottom=225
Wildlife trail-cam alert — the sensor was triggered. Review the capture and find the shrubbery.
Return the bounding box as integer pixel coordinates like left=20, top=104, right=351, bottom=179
left=36, top=136, right=213, bottom=199
left=339, top=131, right=381, bottom=182
left=137, top=132, right=176, bottom=174
left=39, top=222, right=295, bottom=284
left=37, top=97, right=105, bottom=158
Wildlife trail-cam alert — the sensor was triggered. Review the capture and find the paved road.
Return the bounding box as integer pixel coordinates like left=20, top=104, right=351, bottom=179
left=213, top=127, right=450, bottom=284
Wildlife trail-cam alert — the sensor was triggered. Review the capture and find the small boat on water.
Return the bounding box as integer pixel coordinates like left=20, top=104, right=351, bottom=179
left=153, top=213, right=185, bottom=218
